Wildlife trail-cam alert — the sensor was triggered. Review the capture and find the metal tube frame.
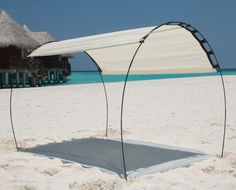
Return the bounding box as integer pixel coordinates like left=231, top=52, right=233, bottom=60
left=84, top=52, right=109, bottom=137
left=10, top=83, right=19, bottom=151
left=165, top=22, right=227, bottom=157
left=9, top=57, right=21, bottom=151
left=119, top=21, right=227, bottom=179
left=9, top=52, right=109, bottom=152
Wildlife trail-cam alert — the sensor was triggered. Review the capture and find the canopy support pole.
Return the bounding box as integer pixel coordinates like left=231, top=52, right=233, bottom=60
left=165, top=22, right=227, bottom=157
left=219, top=67, right=227, bottom=157
left=119, top=22, right=227, bottom=181
left=85, top=52, right=109, bottom=137
left=119, top=25, right=164, bottom=180
left=99, top=71, right=109, bottom=137
left=10, top=78, right=19, bottom=151
left=120, top=41, right=145, bottom=180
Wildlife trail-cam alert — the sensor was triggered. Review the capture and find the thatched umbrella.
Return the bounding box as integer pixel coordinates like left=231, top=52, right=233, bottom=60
left=0, top=10, right=39, bottom=49
left=23, top=24, right=55, bottom=45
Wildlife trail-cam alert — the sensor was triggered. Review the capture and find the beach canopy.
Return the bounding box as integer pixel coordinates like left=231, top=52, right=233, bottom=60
left=9, top=22, right=227, bottom=181
left=29, top=23, right=217, bottom=74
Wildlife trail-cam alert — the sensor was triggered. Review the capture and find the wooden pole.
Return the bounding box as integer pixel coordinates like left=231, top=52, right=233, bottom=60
left=16, top=72, right=20, bottom=87
left=29, top=73, right=33, bottom=87
left=54, top=69, right=56, bottom=83
left=47, top=70, right=51, bottom=84
left=0, top=73, right=2, bottom=88
left=9, top=73, right=13, bottom=88
left=22, top=72, right=26, bottom=87
left=33, top=77, right=36, bottom=87
left=38, top=79, right=42, bottom=86
left=57, top=69, right=60, bottom=82
left=57, top=69, right=59, bottom=82
left=5, top=72, right=9, bottom=88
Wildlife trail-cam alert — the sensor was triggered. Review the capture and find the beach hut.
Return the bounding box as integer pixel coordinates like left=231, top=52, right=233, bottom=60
left=0, top=10, right=70, bottom=88
left=23, top=25, right=71, bottom=83
left=0, top=10, right=39, bottom=87
left=23, top=24, right=55, bottom=46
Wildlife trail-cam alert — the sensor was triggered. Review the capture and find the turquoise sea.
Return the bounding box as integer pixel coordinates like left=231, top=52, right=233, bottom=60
left=64, top=70, right=236, bottom=85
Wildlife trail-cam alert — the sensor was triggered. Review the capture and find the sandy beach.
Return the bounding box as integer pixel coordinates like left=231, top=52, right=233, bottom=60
left=0, top=75, right=236, bottom=190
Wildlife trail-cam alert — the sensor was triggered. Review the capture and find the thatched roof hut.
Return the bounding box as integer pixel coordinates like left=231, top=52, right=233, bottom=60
left=23, top=24, right=55, bottom=45
left=22, top=24, right=71, bottom=74
left=0, top=10, right=70, bottom=88
left=0, top=10, right=39, bottom=49
left=0, top=10, right=40, bottom=70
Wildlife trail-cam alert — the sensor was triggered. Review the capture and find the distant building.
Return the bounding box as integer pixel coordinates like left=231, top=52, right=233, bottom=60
left=23, top=24, right=55, bottom=46
left=0, top=10, right=71, bottom=88
left=23, top=24, right=71, bottom=84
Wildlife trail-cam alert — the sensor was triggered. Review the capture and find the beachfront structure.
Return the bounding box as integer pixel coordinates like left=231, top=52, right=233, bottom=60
left=23, top=25, right=71, bottom=83
left=0, top=11, right=71, bottom=88
left=23, top=24, right=55, bottom=46
left=24, top=22, right=227, bottom=180
left=0, top=10, right=39, bottom=87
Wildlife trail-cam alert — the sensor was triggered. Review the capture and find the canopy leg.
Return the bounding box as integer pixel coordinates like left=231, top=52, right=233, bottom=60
left=98, top=71, right=109, bottom=137
left=10, top=80, right=19, bottom=151
left=84, top=52, right=109, bottom=137
left=165, top=22, right=227, bottom=158
left=120, top=42, right=144, bottom=180
left=219, top=68, right=227, bottom=158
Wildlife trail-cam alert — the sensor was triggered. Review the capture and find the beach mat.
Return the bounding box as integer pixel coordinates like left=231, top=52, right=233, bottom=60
left=23, top=138, right=207, bottom=178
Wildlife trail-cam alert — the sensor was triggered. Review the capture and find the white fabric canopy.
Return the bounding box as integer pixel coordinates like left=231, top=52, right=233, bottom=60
left=29, top=26, right=155, bottom=56
left=29, top=24, right=216, bottom=74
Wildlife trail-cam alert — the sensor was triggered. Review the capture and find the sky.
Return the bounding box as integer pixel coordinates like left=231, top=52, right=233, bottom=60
left=1, top=0, right=236, bottom=70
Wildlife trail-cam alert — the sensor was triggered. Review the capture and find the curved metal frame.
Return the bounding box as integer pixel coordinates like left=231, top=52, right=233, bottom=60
left=84, top=51, right=109, bottom=137
left=119, top=25, right=165, bottom=180
left=120, top=42, right=145, bottom=180
left=10, top=78, right=19, bottom=151
left=165, top=22, right=227, bottom=157
left=119, top=21, right=227, bottom=179
left=9, top=52, right=110, bottom=153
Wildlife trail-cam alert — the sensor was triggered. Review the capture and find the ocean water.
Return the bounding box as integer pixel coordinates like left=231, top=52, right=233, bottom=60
left=64, top=70, right=236, bottom=85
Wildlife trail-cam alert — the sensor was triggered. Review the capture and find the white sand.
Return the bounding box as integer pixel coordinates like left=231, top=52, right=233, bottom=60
left=0, top=75, right=235, bottom=190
